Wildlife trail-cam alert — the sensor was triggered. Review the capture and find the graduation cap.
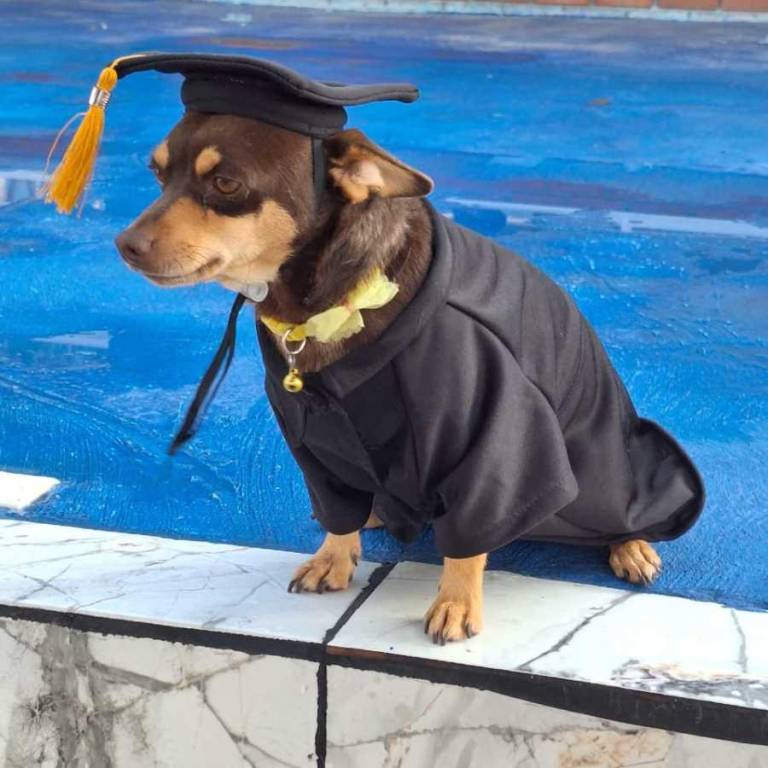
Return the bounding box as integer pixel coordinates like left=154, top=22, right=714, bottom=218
left=45, top=52, right=420, bottom=214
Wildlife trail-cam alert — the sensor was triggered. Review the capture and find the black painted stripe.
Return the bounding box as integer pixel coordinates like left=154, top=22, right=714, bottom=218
left=0, top=602, right=323, bottom=662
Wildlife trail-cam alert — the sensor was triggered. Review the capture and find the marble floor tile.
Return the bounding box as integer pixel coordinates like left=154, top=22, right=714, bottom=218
left=326, top=666, right=768, bottom=768
left=0, top=616, right=318, bottom=767
left=0, top=519, right=376, bottom=644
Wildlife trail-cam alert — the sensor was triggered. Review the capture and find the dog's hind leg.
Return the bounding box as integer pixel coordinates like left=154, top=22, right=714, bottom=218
left=363, top=511, right=384, bottom=528
left=288, top=531, right=362, bottom=594
left=424, top=554, right=487, bottom=644
left=609, top=539, right=662, bottom=585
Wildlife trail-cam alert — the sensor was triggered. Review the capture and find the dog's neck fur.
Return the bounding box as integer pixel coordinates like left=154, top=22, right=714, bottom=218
left=257, top=195, right=433, bottom=373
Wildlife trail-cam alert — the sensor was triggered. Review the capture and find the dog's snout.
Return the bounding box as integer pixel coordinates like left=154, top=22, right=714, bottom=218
left=115, top=228, right=154, bottom=267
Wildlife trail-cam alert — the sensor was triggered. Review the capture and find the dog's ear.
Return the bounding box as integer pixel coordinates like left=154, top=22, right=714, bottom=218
left=324, top=129, right=433, bottom=204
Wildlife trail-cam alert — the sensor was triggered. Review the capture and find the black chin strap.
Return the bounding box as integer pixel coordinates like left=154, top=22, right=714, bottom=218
left=312, top=137, right=326, bottom=203
left=168, top=293, right=247, bottom=455
left=168, top=138, right=326, bottom=456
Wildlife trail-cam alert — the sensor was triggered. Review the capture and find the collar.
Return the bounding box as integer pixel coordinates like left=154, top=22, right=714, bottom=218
left=260, top=268, right=399, bottom=344
left=258, top=203, right=454, bottom=399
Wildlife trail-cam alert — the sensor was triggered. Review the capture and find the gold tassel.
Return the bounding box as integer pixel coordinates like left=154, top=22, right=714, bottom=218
left=45, top=64, right=119, bottom=214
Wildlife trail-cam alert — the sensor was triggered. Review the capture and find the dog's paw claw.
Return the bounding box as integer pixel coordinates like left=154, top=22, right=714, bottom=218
left=424, top=597, right=482, bottom=644
left=288, top=546, right=361, bottom=594
left=609, top=540, right=662, bottom=585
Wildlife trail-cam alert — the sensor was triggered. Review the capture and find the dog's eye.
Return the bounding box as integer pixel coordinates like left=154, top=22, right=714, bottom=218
left=213, top=176, right=242, bottom=195
left=149, top=163, right=166, bottom=186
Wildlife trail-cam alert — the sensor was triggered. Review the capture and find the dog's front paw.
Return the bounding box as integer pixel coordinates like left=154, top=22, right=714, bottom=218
left=609, top=539, right=662, bottom=585
left=288, top=533, right=361, bottom=594
left=424, top=593, right=483, bottom=645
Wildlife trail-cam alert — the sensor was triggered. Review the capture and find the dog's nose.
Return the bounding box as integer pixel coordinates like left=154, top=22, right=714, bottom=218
left=115, top=228, right=154, bottom=267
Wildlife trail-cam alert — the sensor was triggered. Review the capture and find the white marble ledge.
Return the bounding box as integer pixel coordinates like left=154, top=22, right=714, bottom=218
left=3, top=519, right=768, bottom=716
left=0, top=519, right=376, bottom=644
left=331, top=561, right=768, bottom=711
left=0, top=470, right=59, bottom=511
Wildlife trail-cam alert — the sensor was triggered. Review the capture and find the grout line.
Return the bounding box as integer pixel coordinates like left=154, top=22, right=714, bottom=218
left=322, top=562, right=396, bottom=647
left=314, top=562, right=396, bottom=768
left=315, top=662, right=329, bottom=768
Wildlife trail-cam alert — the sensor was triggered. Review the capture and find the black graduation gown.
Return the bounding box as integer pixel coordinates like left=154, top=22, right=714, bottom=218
left=258, top=206, right=704, bottom=558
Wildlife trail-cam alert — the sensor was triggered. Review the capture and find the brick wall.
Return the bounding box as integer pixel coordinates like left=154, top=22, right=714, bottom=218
left=502, top=0, right=768, bottom=10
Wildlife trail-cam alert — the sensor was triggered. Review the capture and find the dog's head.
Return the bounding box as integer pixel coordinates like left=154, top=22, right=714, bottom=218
left=115, top=112, right=432, bottom=290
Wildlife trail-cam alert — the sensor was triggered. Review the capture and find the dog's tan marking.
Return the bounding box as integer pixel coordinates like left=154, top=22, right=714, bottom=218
left=328, top=130, right=433, bottom=204
left=220, top=199, right=297, bottom=281
left=288, top=532, right=361, bottom=593
left=194, top=146, right=222, bottom=177
left=609, top=539, right=662, bottom=585
left=329, top=158, right=378, bottom=204
left=141, top=197, right=297, bottom=285
left=425, top=554, right=486, bottom=644
left=151, top=141, right=170, bottom=170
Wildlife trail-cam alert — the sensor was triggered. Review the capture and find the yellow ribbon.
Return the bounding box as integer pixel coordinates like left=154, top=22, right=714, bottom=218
left=261, top=269, right=399, bottom=344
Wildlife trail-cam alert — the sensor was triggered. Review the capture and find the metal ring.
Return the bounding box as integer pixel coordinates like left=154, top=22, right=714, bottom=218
left=88, top=86, right=111, bottom=109
left=281, top=329, right=307, bottom=356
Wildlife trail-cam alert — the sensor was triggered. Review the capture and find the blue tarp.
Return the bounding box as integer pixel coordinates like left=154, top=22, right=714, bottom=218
left=1, top=1, right=767, bottom=610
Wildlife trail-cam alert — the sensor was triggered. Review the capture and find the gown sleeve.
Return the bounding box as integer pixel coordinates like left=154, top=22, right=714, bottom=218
left=267, top=381, right=373, bottom=535
left=288, top=440, right=373, bottom=534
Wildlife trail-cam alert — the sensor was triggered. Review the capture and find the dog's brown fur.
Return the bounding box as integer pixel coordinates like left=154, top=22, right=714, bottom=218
left=116, top=112, right=661, bottom=644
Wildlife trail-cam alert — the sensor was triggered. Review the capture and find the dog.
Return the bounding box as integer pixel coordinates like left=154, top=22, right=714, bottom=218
left=115, top=112, right=702, bottom=644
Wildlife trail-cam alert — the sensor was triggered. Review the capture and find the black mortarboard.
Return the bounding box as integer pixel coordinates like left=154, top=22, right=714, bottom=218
left=45, top=52, right=419, bottom=213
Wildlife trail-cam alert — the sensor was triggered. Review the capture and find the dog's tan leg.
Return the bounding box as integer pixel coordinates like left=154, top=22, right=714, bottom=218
left=424, top=554, right=486, bottom=644
left=288, top=532, right=362, bottom=593
left=609, top=539, right=662, bottom=585
left=363, top=511, right=384, bottom=528
left=288, top=511, right=381, bottom=593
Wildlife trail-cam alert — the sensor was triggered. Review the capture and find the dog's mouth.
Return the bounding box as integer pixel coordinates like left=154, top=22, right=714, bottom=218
left=132, top=257, right=224, bottom=286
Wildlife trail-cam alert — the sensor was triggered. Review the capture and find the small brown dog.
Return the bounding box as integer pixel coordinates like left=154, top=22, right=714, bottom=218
left=116, top=113, right=680, bottom=644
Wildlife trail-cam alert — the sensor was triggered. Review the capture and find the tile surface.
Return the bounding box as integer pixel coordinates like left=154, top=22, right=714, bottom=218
left=330, top=561, right=768, bottom=710
left=326, top=666, right=768, bottom=768
left=0, top=471, right=59, bottom=511
left=0, top=519, right=376, bottom=643
left=0, top=616, right=317, bottom=767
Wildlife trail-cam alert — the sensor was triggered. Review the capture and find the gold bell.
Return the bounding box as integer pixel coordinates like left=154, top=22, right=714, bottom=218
left=283, top=368, right=304, bottom=393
